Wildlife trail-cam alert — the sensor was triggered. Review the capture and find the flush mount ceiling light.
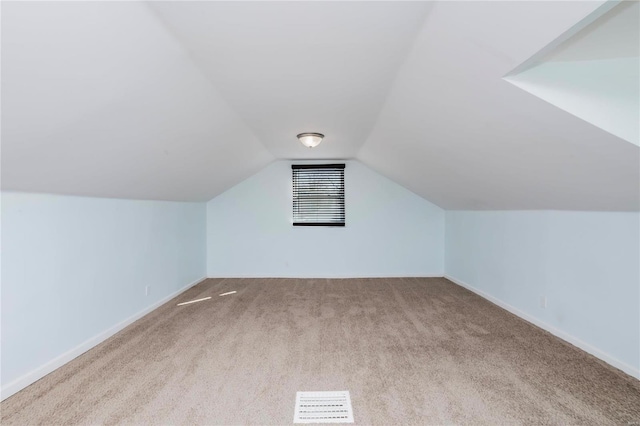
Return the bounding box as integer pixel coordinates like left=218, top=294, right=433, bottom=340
left=297, top=132, right=324, bottom=148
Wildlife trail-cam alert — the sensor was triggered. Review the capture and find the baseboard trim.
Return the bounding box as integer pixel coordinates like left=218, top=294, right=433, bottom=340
left=208, top=274, right=444, bottom=279
left=444, top=275, right=639, bottom=380
left=0, top=276, right=207, bottom=401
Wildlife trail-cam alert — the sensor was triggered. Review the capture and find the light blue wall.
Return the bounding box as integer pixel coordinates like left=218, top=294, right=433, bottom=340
left=445, top=210, right=640, bottom=377
left=207, top=160, right=445, bottom=277
left=506, top=58, right=639, bottom=146
left=1, top=192, right=206, bottom=388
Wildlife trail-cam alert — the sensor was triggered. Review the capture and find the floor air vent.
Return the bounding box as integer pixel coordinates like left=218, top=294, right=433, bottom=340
left=293, top=391, right=354, bottom=424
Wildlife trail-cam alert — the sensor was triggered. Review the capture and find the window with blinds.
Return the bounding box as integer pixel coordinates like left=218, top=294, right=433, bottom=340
left=292, top=164, right=345, bottom=226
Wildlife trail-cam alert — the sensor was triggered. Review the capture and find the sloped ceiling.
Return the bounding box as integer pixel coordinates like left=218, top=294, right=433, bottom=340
left=1, top=1, right=273, bottom=202
left=2, top=1, right=638, bottom=210
left=505, top=0, right=639, bottom=146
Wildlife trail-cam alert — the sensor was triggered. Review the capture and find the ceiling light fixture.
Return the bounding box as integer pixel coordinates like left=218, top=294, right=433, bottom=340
left=297, top=132, right=324, bottom=148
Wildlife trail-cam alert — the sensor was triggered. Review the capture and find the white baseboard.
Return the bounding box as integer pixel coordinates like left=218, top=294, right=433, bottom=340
left=207, top=274, right=444, bottom=279
left=1, top=276, right=207, bottom=401
left=444, top=275, right=639, bottom=380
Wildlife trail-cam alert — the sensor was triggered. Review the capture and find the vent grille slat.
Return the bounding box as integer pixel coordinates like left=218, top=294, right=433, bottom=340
left=294, top=391, right=354, bottom=423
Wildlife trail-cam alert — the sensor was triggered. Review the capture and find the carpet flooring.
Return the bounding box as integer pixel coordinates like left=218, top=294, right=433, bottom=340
left=2, top=278, right=639, bottom=425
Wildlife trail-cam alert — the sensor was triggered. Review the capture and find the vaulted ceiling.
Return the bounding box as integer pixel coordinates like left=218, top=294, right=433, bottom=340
left=2, top=1, right=638, bottom=210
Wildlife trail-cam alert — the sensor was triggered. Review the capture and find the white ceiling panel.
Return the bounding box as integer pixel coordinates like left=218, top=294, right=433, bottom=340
left=1, top=1, right=273, bottom=201
left=2, top=1, right=637, bottom=210
left=149, top=1, right=432, bottom=159
left=358, top=1, right=639, bottom=210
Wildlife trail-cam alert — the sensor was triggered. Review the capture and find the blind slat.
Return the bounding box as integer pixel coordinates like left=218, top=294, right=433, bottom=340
left=292, top=164, right=345, bottom=226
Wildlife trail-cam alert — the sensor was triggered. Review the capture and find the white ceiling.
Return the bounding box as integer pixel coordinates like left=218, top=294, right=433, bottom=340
left=542, top=0, right=639, bottom=62
left=149, top=1, right=432, bottom=160
left=1, top=1, right=272, bottom=202
left=360, top=0, right=639, bottom=210
left=504, top=1, right=639, bottom=146
left=2, top=1, right=638, bottom=210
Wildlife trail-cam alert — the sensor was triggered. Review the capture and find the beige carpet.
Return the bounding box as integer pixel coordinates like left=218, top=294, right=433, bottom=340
left=2, top=278, right=639, bottom=425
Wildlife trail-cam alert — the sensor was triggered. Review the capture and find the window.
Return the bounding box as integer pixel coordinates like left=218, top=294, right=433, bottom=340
left=292, top=164, right=345, bottom=226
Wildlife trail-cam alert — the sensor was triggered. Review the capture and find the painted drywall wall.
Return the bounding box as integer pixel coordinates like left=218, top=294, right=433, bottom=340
left=1, top=192, right=206, bottom=395
left=207, top=160, right=444, bottom=277
left=445, top=210, right=640, bottom=378
left=506, top=57, right=639, bottom=146
left=505, top=1, right=639, bottom=146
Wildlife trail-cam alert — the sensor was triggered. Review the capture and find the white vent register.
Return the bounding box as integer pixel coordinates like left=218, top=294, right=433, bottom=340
left=293, top=391, right=354, bottom=423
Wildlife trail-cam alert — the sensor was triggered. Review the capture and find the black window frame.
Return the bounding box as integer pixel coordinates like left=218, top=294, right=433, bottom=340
left=292, top=164, right=345, bottom=227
